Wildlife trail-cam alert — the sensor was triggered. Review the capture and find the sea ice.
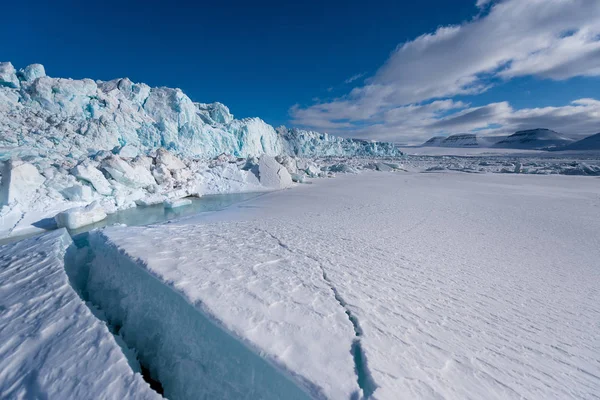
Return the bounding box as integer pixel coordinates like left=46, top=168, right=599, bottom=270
left=0, top=229, right=159, bottom=399
left=70, top=162, right=113, bottom=195
left=258, top=155, right=293, bottom=189
left=55, top=201, right=108, bottom=229
left=0, top=160, right=45, bottom=206
left=107, top=171, right=600, bottom=400
left=164, top=198, right=192, bottom=209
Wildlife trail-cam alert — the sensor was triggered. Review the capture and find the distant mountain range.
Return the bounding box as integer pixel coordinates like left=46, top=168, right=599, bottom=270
left=560, top=132, right=600, bottom=151
left=421, top=129, right=600, bottom=151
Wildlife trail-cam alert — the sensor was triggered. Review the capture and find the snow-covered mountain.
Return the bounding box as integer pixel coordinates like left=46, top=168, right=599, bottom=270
left=559, top=132, right=600, bottom=151
left=423, top=136, right=446, bottom=146
left=439, top=133, right=479, bottom=147
left=0, top=62, right=400, bottom=161
left=420, top=133, right=504, bottom=148
left=493, top=128, right=574, bottom=150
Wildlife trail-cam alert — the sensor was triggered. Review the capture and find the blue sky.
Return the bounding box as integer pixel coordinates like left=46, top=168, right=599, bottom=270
left=3, top=0, right=600, bottom=143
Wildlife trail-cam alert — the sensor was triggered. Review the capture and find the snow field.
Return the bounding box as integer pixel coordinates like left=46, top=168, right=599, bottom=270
left=156, top=171, right=600, bottom=399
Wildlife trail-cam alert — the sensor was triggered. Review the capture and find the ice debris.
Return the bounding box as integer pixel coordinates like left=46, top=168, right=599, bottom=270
left=164, top=198, right=192, bottom=209
left=55, top=201, right=107, bottom=229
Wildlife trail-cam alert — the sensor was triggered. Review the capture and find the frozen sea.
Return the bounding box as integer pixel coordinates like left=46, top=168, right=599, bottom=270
left=2, top=170, right=599, bottom=399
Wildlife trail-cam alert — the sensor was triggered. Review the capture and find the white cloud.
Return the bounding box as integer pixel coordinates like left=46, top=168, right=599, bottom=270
left=344, top=72, right=366, bottom=84
left=476, top=0, right=493, bottom=8
left=290, top=0, right=600, bottom=143
left=348, top=99, right=600, bottom=144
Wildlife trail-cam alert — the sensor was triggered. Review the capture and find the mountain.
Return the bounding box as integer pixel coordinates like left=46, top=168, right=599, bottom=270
left=0, top=62, right=400, bottom=161
left=439, top=133, right=479, bottom=147
left=493, top=129, right=574, bottom=150
left=423, top=136, right=445, bottom=146
left=420, top=133, right=507, bottom=148
left=560, top=132, right=600, bottom=151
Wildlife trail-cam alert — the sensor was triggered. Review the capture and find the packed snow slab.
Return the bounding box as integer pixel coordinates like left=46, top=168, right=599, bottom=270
left=86, top=227, right=358, bottom=399
left=177, top=172, right=599, bottom=399
left=0, top=229, right=158, bottom=400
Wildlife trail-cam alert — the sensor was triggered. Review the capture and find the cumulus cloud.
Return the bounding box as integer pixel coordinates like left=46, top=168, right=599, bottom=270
left=290, top=0, right=600, bottom=143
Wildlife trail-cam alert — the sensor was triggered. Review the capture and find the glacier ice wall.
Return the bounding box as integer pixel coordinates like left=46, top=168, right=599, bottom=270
left=0, top=62, right=401, bottom=161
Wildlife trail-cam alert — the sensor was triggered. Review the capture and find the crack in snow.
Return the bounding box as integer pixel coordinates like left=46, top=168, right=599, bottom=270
left=259, top=227, right=377, bottom=399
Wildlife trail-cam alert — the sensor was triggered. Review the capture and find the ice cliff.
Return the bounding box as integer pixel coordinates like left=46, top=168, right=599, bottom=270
left=0, top=62, right=402, bottom=237
left=0, top=62, right=399, bottom=160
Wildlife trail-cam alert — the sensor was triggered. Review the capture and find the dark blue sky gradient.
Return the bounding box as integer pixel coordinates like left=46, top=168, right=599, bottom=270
left=2, top=0, right=593, bottom=128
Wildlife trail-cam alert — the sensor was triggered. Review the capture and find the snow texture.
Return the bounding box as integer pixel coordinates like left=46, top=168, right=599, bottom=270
left=0, top=229, right=159, bottom=399
left=86, top=229, right=351, bottom=399
left=103, top=171, right=600, bottom=399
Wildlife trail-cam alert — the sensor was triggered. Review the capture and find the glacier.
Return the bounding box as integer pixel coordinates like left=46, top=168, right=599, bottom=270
left=0, top=61, right=402, bottom=238
left=0, top=61, right=400, bottom=160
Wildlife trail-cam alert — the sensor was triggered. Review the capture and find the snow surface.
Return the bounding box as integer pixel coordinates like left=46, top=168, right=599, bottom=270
left=96, top=171, right=600, bottom=399
left=0, top=229, right=158, bottom=399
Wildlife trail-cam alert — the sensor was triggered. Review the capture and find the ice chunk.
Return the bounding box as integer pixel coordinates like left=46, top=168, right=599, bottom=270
left=135, top=194, right=166, bottom=207
left=0, top=160, right=45, bottom=206
left=276, top=155, right=298, bottom=174
left=291, top=173, right=305, bottom=183
left=375, top=162, right=394, bottom=172
left=71, top=162, right=112, bottom=195
left=258, top=155, right=293, bottom=189
left=102, top=155, right=156, bottom=188
left=118, top=144, right=139, bottom=158
left=61, top=184, right=93, bottom=202
left=151, top=163, right=172, bottom=185
left=164, top=198, right=192, bottom=209
left=19, top=63, right=46, bottom=81
left=329, top=163, right=357, bottom=173
left=55, top=201, right=107, bottom=229
left=304, top=163, right=321, bottom=178
left=155, top=148, right=186, bottom=170
left=0, top=62, right=19, bottom=88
